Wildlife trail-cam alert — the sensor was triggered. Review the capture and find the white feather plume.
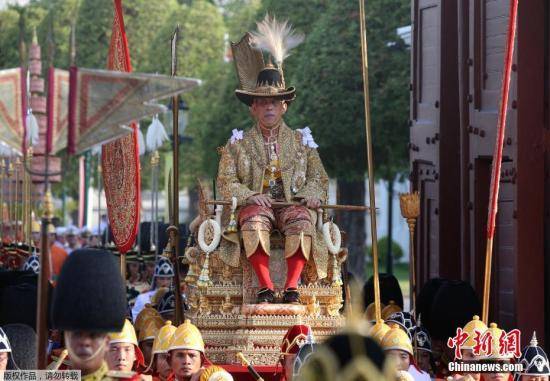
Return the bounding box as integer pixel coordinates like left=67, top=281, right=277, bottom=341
left=137, top=124, right=146, bottom=156
left=26, top=109, right=39, bottom=147
left=146, top=115, right=169, bottom=152
left=250, top=14, right=304, bottom=66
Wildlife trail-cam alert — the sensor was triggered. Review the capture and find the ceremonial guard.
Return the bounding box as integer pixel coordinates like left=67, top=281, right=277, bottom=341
left=65, top=226, right=81, bottom=254
left=381, top=326, right=430, bottom=381
left=279, top=324, right=313, bottom=381
left=448, top=315, right=487, bottom=381
left=132, top=257, right=174, bottom=320
left=217, top=16, right=330, bottom=304
left=52, top=249, right=127, bottom=380
left=0, top=327, right=11, bottom=371
left=31, top=220, right=41, bottom=247
left=148, top=321, right=176, bottom=381
left=479, top=323, right=514, bottom=381
left=167, top=320, right=232, bottom=381
left=138, top=317, right=164, bottom=369
left=134, top=305, right=162, bottom=337
left=514, top=332, right=550, bottom=381
left=412, top=324, right=433, bottom=376
left=106, top=320, right=145, bottom=374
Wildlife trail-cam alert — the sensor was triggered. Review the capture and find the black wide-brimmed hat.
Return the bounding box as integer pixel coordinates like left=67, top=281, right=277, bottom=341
left=234, top=64, right=296, bottom=106
left=52, top=249, right=126, bottom=332
left=232, top=16, right=303, bottom=107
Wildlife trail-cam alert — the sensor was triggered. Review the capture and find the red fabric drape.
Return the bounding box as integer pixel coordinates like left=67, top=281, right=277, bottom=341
left=101, top=0, right=141, bottom=253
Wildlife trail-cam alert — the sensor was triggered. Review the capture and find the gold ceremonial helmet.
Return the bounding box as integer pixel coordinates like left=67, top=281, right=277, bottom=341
left=168, top=319, right=205, bottom=353
left=462, top=315, right=488, bottom=349
left=135, top=304, right=161, bottom=333
left=381, top=326, right=413, bottom=356
left=31, top=220, right=41, bottom=233
left=152, top=321, right=177, bottom=355
left=47, top=224, right=56, bottom=234
left=369, top=319, right=391, bottom=344
left=199, top=365, right=233, bottom=381
left=109, top=319, right=138, bottom=346
left=139, top=316, right=164, bottom=342
left=381, top=301, right=402, bottom=320
left=108, top=319, right=145, bottom=368
left=365, top=302, right=386, bottom=322
left=479, top=323, right=513, bottom=360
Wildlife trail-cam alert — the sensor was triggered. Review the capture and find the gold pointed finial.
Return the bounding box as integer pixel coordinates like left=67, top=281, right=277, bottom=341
left=43, top=190, right=54, bottom=219
left=530, top=331, right=538, bottom=347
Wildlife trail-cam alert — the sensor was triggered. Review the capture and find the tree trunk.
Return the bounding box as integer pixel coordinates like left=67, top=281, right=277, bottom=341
left=386, top=178, right=394, bottom=274
left=336, top=179, right=366, bottom=280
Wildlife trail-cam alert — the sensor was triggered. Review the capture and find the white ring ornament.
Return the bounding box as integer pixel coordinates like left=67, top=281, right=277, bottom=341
left=198, top=218, right=221, bottom=253
left=323, top=221, right=342, bottom=255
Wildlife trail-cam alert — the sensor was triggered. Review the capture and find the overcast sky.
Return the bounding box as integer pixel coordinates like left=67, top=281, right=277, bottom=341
left=0, top=0, right=29, bottom=10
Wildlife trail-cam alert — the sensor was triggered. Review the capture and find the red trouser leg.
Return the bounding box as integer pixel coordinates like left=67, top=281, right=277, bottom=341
left=249, top=249, right=274, bottom=290
left=285, top=250, right=307, bottom=289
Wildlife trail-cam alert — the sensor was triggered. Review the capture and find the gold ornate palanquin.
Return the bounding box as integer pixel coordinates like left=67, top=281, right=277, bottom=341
left=184, top=222, right=346, bottom=365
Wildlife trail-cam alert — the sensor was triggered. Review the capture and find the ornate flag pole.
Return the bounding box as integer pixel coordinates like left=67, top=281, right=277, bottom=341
left=168, top=25, right=185, bottom=325
left=399, top=192, right=420, bottom=317
left=482, top=0, right=519, bottom=324
left=358, top=0, right=382, bottom=321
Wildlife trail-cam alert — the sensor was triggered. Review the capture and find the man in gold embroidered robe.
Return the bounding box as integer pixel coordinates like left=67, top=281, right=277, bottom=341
left=216, top=59, right=329, bottom=303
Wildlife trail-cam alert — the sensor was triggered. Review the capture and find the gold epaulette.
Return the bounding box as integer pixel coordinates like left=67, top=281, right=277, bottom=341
left=199, top=366, right=233, bottom=381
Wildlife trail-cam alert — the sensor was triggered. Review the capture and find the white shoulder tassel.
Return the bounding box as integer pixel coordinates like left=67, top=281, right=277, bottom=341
left=26, top=109, right=39, bottom=147
left=90, top=144, right=102, bottom=156
left=146, top=115, right=169, bottom=152
left=137, top=124, right=146, bottom=156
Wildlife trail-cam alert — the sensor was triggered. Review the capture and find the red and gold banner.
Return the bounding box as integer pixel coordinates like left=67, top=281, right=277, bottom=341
left=0, top=68, right=25, bottom=154
left=101, top=0, right=140, bottom=253
left=47, top=68, right=69, bottom=155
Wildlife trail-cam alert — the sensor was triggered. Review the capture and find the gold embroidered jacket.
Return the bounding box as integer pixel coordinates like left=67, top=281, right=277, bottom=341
left=216, top=122, right=332, bottom=281
left=217, top=122, right=328, bottom=205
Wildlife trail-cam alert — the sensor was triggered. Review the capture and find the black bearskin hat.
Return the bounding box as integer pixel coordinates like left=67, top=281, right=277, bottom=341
left=2, top=324, right=37, bottom=370
left=362, top=273, right=404, bottom=310
left=429, top=280, right=480, bottom=340
left=52, top=249, right=126, bottom=332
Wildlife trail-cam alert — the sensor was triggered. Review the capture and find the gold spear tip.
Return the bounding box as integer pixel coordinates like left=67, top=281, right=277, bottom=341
left=399, top=191, right=420, bottom=219
left=43, top=191, right=54, bottom=219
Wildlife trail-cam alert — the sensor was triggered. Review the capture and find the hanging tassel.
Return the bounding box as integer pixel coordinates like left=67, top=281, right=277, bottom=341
left=26, top=109, right=39, bottom=147
left=146, top=115, right=169, bottom=152
left=90, top=144, right=102, bottom=156
left=137, top=125, right=146, bottom=156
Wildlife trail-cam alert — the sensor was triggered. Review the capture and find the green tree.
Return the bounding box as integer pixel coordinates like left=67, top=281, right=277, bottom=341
left=75, top=0, right=112, bottom=68
left=284, top=0, right=409, bottom=278
left=367, top=236, right=404, bottom=264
